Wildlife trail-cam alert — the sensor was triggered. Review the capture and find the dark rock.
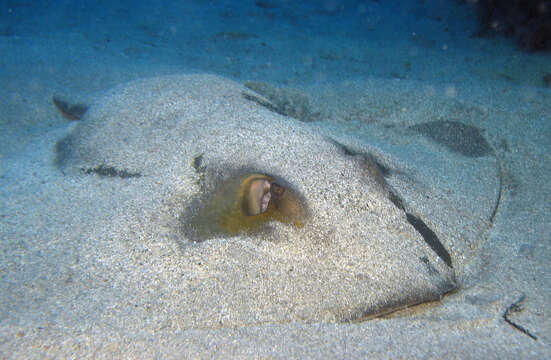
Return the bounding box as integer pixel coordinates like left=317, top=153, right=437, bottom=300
left=474, top=0, right=551, bottom=51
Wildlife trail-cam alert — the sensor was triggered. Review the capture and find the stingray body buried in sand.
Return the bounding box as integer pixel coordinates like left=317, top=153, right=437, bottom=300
left=48, top=74, right=489, bottom=329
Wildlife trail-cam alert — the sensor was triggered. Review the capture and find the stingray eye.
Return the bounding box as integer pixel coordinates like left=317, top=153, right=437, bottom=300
left=270, top=183, right=285, bottom=198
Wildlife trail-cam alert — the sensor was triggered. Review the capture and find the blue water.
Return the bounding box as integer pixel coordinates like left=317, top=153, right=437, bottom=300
left=0, top=0, right=502, bottom=84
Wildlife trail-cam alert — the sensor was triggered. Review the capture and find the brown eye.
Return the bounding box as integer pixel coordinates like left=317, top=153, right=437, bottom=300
left=270, top=183, right=285, bottom=198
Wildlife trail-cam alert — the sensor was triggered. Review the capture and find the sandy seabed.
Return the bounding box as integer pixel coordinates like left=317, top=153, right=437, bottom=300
left=0, top=1, right=550, bottom=358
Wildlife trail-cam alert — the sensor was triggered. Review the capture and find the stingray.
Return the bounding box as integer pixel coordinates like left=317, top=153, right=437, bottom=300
left=52, top=74, right=460, bottom=328
left=52, top=96, right=88, bottom=121
left=409, top=120, right=492, bottom=158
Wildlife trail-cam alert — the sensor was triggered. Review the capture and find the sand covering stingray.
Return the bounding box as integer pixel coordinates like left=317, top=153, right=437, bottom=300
left=30, top=73, right=497, bottom=329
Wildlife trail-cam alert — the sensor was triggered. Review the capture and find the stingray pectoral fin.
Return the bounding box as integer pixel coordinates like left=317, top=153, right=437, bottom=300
left=52, top=96, right=88, bottom=121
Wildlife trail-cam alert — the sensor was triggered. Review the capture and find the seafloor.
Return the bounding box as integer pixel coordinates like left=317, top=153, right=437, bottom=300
left=0, top=1, right=550, bottom=358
